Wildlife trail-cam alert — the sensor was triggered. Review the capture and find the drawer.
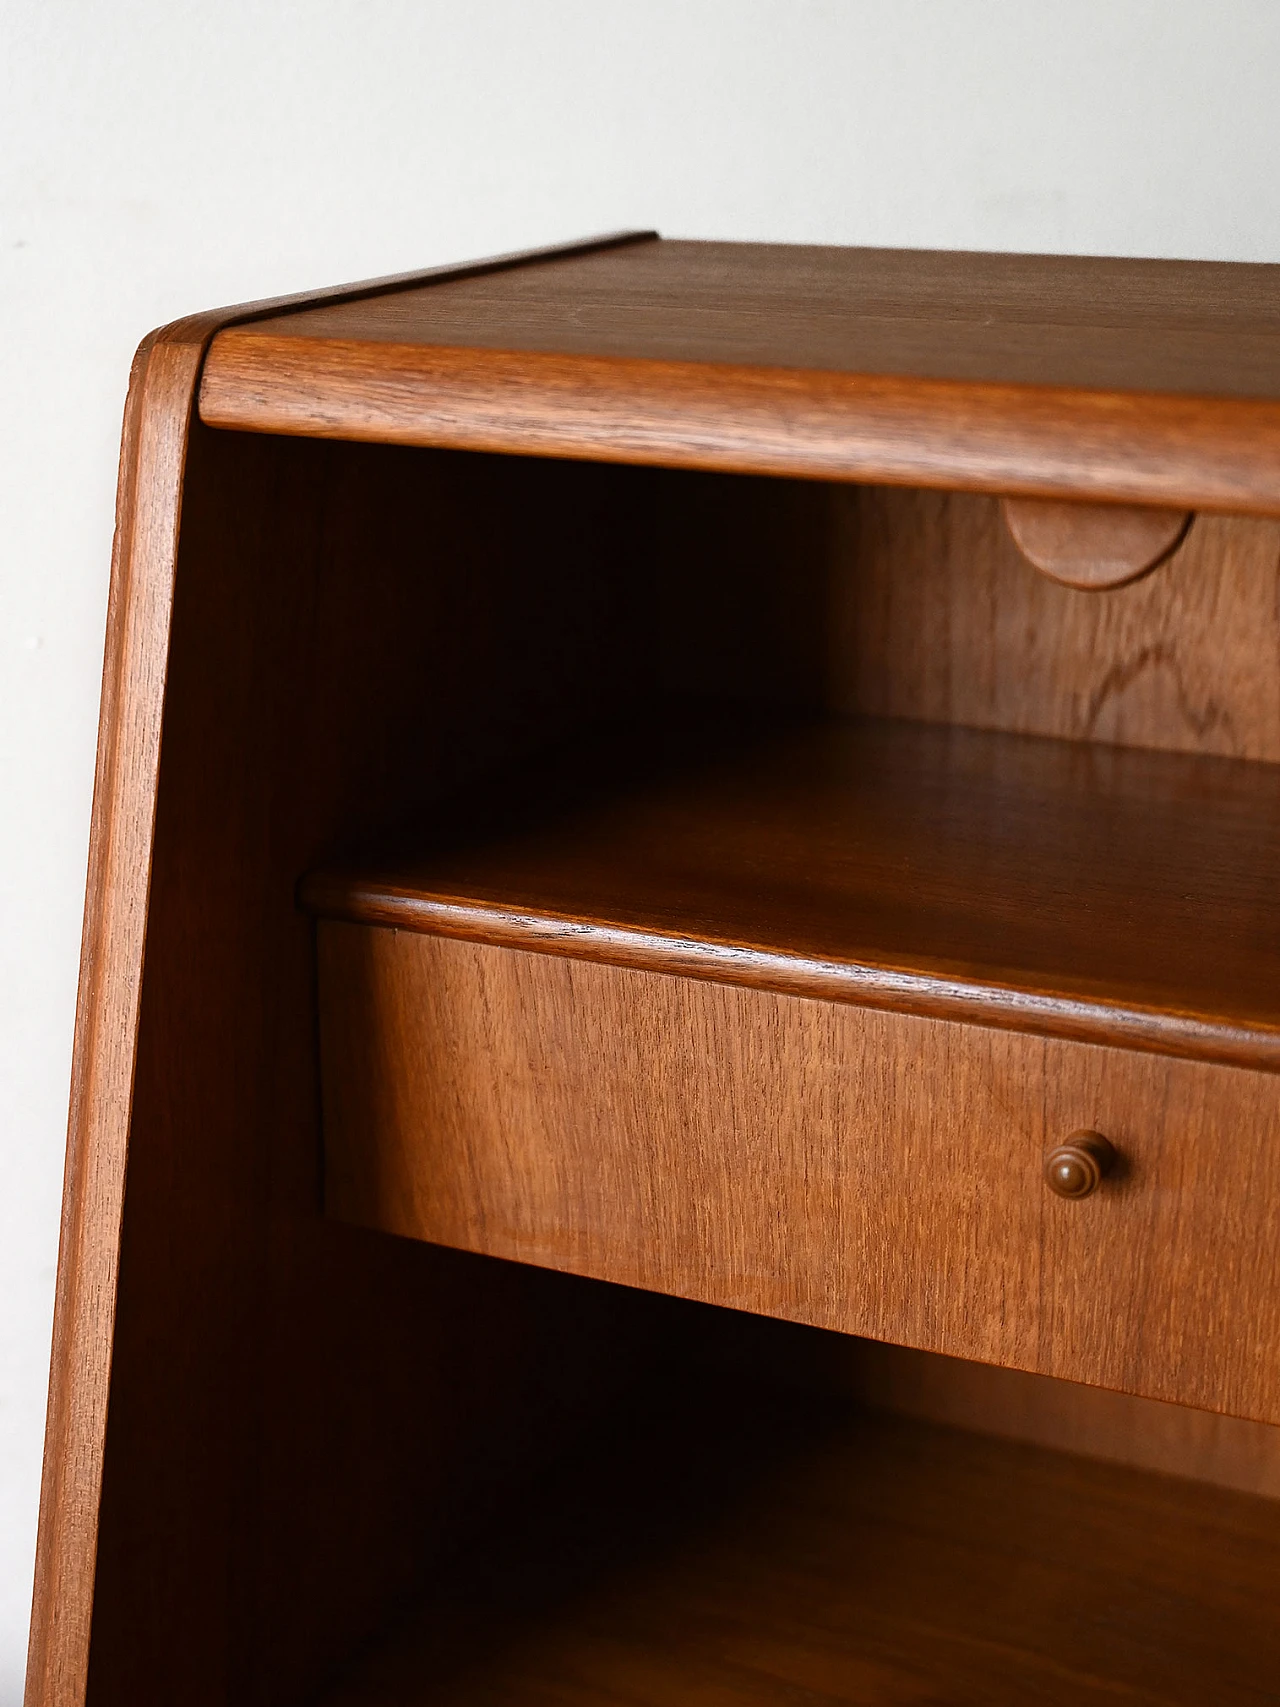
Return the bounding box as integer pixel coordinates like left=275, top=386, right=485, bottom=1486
left=317, top=920, right=1280, bottom=1425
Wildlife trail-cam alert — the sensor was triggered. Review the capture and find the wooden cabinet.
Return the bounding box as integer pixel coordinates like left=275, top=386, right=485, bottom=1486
left=27, top=234, right=1280, bottom=1707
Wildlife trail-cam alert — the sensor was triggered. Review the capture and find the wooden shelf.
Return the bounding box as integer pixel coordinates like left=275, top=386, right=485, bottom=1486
left=199, top=236, right=1280, bottom=514
left=317, top=1387, right=1280, bottom=1707
left=303, top=713, right=1280, bottom=1071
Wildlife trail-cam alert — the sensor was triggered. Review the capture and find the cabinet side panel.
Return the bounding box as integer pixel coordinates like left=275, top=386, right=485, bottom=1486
left=28, top=237, right=652, bottom=1707
left=24, top=333, right=205, bottom=1707
left=84, top=433, right=663, bottom=1707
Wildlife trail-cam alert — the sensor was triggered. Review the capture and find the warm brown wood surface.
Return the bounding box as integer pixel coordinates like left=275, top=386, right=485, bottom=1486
left=317, top=926, right=1280, bottom=1421
left=199, top=240, right=1280, bottom=513
left=223, top=243, right=1280, bottom=380
left=834, top=1339, right=1280, bottom=1500
left=689, top=1310, right=1280, bottom=1502
left=655, top=477, right=1280, bottom=764
left=1001, top=495, right=1192, bottom=589
left=36, top=232, right=1280, bottom=1707
left=691, top=1307, right=1280, bottom=1500
left=303, top=714, right=1280, bottom=1070
left=26, top=233, right=659, bottom=1707
left=830, top=491, right=1280, bottom=760
left=72, top=435, right=676, bottom=1707
left=318, top=1391, right=1280, bottom=1706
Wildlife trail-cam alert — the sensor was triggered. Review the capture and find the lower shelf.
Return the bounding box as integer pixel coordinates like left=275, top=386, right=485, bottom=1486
left=317, top=1383, right=1280, bottom=1706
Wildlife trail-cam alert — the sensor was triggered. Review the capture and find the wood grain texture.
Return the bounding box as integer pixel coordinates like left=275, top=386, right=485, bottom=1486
left=613, top=471, right=1280, bottom=762
left=222, top=242, right=1280, bottom=381
left=317, top=926, right=1280, bottom=1423
left=22, top=327, right=182, bottom=1707
left=37, top=233, right=1280, bottom=1706
left=830, top=488, right=1280, bottom=760
left=27, top=234, right=658, bottom=1707
left=1002, top=495, right=1192, bottom=589
left=199, top=240, right=1280, bottom=513
left=318, top=1393, right=1280, bottom=1707
left=78, top=434, right=673, bottom=1707
left=303, top=715, right=1280, bottom=1071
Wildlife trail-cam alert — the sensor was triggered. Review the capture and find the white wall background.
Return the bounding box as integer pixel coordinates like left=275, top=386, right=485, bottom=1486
left=3, top=1, right=1280, bottom=1697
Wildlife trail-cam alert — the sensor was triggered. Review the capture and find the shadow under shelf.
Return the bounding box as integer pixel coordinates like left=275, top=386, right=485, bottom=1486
left=314, top=1368, right=1280, bottom=1707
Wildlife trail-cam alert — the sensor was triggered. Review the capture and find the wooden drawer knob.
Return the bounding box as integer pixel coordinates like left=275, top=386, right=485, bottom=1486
left=1044, top=1131, right=1116, bottom=1199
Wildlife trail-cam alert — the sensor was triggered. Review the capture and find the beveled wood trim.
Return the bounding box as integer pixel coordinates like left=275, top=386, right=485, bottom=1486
left=200, top=337, right=1280, bottom=515
left=300, top=877, right=1280, bottom=1075
left=24, top=230, right=653, bottom=1707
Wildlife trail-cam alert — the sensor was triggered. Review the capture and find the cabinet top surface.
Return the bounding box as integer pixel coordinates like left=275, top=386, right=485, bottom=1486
left=198, top=235, right=1280, bottom=512
left=230, top=237, right=1280, bottom=398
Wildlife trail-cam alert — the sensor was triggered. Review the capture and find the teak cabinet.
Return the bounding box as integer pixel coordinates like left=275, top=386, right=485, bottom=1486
left=27, top=233, right=1280, bottom=1706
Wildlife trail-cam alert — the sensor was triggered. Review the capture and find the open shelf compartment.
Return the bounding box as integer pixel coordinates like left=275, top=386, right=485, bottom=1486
left=315, top=1300, right=1280, bottom=1707
left=303, top=708, right=1280, bottom=1071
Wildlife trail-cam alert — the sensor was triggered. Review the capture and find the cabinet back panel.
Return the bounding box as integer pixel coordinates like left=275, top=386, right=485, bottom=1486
left=651, top=472, right=1280, bottom=760
left=833, top=488, right=1280, bottom=759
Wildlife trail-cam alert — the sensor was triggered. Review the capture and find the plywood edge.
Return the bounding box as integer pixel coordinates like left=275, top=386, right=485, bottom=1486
left=23, top=237, right=651, bottom=1707
left=301, top=884, right=1280, bottom=1075
left=200, top=333, right=1280, bottom=514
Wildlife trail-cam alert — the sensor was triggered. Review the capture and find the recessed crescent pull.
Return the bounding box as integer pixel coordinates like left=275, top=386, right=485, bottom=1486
left=1003, top=497, right=1193, bottom=590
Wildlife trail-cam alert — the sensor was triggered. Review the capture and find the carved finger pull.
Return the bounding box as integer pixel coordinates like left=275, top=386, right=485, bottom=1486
left=1003, top=496, right=1193, bottom=590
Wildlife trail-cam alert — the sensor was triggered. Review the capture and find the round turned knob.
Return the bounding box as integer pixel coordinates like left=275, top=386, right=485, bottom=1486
left=1044, top=1131, right=1116, bottom=1199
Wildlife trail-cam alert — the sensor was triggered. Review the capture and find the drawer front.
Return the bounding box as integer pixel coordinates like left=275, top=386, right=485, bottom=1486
left=317, top=921, right=1280, bottom=1423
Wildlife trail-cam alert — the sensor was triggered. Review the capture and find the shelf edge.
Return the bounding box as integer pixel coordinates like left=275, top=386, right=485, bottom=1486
left=301, top=879, right=1280, bottom=1075
left=200, top=337, right=1280, bottom=514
